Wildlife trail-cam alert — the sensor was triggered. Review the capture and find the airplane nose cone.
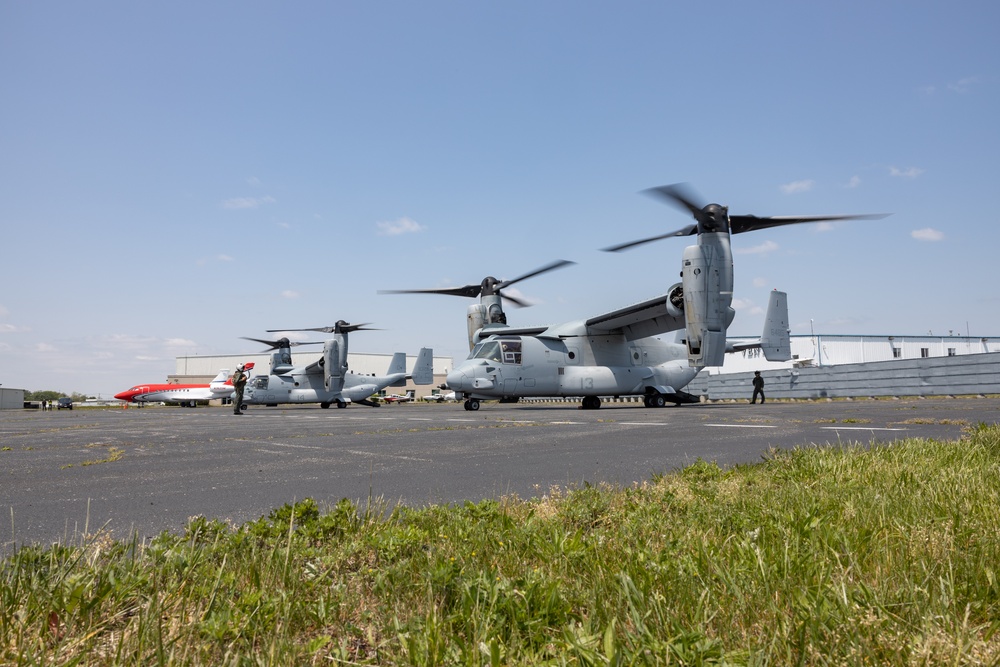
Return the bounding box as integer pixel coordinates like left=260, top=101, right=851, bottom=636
left=114, top=392, right=129, bottom=401
left=446, top=368, right=467, bottom=391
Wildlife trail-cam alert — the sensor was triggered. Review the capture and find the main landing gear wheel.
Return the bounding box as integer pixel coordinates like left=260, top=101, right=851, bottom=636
left=464, top=399, right=480, bottom=411
left=581, top=396, right=602, bottom=410
left=320, top=402, right=330, bottom=409
left=644, top=394, right=666, bottom=408
left=337, top=401, right=347, bottom=408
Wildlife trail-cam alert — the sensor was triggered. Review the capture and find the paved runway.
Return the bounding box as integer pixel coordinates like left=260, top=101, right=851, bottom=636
left=2, top=397, right=997, bottom=549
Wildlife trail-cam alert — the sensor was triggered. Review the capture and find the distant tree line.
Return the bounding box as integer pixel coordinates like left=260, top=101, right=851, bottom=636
left=24, top=391, right=90, bottom=402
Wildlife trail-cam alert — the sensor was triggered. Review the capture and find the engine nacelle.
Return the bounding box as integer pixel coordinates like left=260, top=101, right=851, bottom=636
left=681, top=239, right=734, bottom=368
left=467, top=303, right=486, bottom=351
left=665, top=282, right=684, bottom=318
left=270, top=341, right=294, bottom=375
left=323, top=337, right=347, bottom=392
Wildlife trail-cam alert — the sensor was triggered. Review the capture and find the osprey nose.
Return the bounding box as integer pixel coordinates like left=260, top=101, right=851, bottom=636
left=446, top=368, right=467, bottom=391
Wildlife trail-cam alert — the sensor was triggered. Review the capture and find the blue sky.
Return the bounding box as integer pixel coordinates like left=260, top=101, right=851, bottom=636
left=2, top=1, right=997, bottom=398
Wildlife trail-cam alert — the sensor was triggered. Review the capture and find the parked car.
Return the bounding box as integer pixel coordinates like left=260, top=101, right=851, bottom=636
left=57, top=397, right=73, bottom=410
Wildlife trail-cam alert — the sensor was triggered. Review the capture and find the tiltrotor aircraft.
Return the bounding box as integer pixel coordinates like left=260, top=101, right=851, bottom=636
left=237, top=320, right=433, bottom=409
left=385, top=184, right=884, bottom=410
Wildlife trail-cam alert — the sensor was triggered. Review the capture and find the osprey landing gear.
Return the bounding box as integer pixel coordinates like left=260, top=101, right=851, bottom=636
left=644, top=394, right=667, bottom=408
left=463, top=399, right=480, bottom=411
left=581, top=396, right=602, bottom=410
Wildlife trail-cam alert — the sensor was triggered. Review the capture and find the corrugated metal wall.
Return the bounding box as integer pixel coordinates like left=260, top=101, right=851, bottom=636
left=0, top=388, right=25, bottom=410
left=686, top=351, right=1000, bottom=400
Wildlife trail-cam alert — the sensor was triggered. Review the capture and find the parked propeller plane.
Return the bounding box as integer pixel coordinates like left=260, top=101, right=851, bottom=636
left=238, top=320, right=433, bottom=409
left=114, top=365, right=254, bottom=407
left=383, top=184, right=885, bottom=410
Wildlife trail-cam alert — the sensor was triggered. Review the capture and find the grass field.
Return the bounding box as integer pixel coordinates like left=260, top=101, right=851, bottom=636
left=3, top=424, right=999, bottom=665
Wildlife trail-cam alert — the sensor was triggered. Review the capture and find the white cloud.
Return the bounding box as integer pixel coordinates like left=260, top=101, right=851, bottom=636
left=846, top=175, right=861, bottom=189
left=0, top=323, right=25, bottom=333
left=221, top=195, right=276, bottom=209
left=779, top=179, right=814, bottom=194
left=217, top=254, right=235, bottom=262
left=281, top=290, right=300, bottom=299
left=35, top=343, right=57, bottom=353
left=814, top=222, right=834, bottom=233
left=889, top=166, right=924, bottom=179
left=731, top=298, right=764, bottom=316
left=376, top=216, right=426, bottom=236
left=164, top=338, right=199, bottom=349
left=912, top=227, right=944, bottom=241
left=735, top=240, right=779, bottom=255
left=947, top=76, right=980, bottom=93
left=752, top=277, right=769, bottom=288
left=0, top=304, right=8, bottom=317
left=247, top=176, right=262, bottom=187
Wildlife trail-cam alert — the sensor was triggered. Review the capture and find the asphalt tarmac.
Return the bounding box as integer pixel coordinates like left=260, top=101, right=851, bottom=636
left=2, top=397, right=997, bottom=550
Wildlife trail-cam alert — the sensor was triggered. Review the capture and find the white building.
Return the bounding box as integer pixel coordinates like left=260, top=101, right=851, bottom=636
left=711, top=334, right=1000, bottom=375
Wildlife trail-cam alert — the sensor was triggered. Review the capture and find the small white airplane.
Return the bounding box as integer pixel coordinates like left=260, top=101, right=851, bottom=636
left=421, top=390, right=457, bottom=403
left=114, top=365, right=254, bottom=407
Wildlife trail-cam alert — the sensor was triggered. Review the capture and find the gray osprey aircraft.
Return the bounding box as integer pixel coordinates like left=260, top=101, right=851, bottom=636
left=237, top=320, right=433, bottom=409
left=387, top=184, right=884, bottom=410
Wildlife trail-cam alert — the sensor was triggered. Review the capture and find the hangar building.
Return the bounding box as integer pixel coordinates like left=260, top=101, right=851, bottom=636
left=707, top=334, right=1000, bottom=375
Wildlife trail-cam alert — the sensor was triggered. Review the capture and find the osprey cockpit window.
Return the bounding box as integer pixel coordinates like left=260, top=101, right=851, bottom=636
left=252, top=377, right=269, bottom=390
left=499, top=339, right=522, bottom=365
left=471, top=341, right=503, bottom=363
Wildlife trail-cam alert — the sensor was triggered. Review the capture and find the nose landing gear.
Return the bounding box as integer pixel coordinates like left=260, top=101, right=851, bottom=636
left=463, top=399, right=480, bottom=411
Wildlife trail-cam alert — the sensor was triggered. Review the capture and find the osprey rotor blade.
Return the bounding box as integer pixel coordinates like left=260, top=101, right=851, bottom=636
left=642, top=183, right=706, bottom=220
left=602, top=225, right=697, bottom=252
left=605, top=182, right=889, bottom=251
left=728, top=213, right=890, bottom=235
left=266, top=321, right=378, bottom=334
left=241, top=336, right=323, bottom=352
left=496, top=259, right=576, bottom=290
left=377, top=285, right=485, bottom=299
left=379, top=260, right=575, bottom=306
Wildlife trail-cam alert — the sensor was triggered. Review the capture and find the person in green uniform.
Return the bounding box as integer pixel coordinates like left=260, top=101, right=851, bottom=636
left=232, top=364, right=249, bottom=415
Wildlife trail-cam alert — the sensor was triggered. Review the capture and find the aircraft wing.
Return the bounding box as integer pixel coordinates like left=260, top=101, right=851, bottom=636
left=584, top=293, right=686, bottom=341
left=480, top=324, right=551, bottom=338
left=302, top=359, right=325, bottom=375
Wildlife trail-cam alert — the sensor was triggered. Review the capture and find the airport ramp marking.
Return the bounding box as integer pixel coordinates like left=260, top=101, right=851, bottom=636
left=345, top=449, right=432, bottom=463
left=705, top=423, right=777, bottom=429
left=820, top=426, right=908, bottom=431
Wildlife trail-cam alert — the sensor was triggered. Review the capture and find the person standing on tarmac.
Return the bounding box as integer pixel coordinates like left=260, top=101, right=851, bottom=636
left=232, top=364, right=249, bottom=415
left=750, top=371, right=765, bottom=404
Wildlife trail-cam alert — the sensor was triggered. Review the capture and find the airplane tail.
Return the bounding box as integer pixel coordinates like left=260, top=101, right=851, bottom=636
left=410, top=348, right=434, bottom=385
left=723, top=290, right=791, bottom=361
left=387, top=352, right=407, bottom=388
left=760, top=290, right=791, bottom=361
left=211, top=369, right=231, bottom=384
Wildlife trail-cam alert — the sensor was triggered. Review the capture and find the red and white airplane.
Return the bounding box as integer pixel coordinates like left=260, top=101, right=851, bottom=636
left=382, top=389, right=415, bottom=404
left=114, top=364, right=254, bottom=407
